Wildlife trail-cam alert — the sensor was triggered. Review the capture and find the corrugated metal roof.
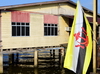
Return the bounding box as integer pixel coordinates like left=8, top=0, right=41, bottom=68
left=0, top=0, right=70, bottom=9
left=0, top=0, right=100, bottom=17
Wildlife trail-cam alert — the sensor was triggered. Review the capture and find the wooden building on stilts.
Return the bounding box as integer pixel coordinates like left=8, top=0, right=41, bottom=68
left=0, top=0, right=100, bottom=73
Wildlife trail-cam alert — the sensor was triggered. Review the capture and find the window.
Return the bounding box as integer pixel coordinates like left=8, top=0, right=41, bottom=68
left=12, top=22, right=30, bottom=36
left=44, top=23, right=58, bottom=36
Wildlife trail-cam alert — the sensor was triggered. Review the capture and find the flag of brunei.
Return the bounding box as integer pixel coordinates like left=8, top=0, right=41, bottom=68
left=63, top=1, right=92, bottom=74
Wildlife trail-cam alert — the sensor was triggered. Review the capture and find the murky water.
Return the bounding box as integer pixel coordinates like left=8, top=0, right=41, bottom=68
left=3, top=66, right=76, bottom=74
left=1, top=50, right=93, bottom=74
left=2, top=52, right=76, bottom=74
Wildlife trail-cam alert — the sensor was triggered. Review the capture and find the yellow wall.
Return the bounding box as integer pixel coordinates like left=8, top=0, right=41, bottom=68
left=1, top=11, right=69, bottom=49
left=1, top=11, right=33, bottom=49
left=1, top=2, right=92, bottom=49
left=10, top=3, right=92, bottom=17
left=11, top=4, right=59, bottom=15
left=11, top=3, right=75, bottom=15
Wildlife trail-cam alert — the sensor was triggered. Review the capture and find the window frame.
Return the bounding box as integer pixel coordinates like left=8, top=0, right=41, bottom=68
left=44, top=23, right=58, bottom=36
left=12, top=22, right=30, bottom=37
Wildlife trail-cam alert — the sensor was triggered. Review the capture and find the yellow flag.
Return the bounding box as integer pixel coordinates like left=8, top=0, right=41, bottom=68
left=63, top=1, right=92, bottom=74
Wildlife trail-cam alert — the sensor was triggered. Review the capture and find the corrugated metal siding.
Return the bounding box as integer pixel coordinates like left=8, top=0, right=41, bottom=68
left=69, top=18, right=73, bottom=26
left=87, top=17, right=100, bottom=24
left=11, top=11, right=30, bottom=22
left=97, top=18, right=100, bottom=24
left=44, top=14, right=58, bottom=24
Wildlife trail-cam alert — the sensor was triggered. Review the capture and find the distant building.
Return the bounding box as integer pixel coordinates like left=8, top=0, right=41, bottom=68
left=0, top=0, right=100, bottom=49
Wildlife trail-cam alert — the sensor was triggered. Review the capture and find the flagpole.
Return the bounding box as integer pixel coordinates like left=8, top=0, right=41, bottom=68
left=93, top=0, right=97, bottom=73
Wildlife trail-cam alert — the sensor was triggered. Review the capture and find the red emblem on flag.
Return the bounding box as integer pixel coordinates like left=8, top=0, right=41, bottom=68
left=74, top=27, right=89, bottom=49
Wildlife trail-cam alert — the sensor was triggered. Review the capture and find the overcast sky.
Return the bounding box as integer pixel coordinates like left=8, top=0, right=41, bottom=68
left=0, top=0, right=99, bottom=13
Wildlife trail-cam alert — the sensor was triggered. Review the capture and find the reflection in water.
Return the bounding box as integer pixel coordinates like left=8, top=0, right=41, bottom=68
left=2, top=50, right=93, bottom=74
left=3, top=65, right=75, bottom=74
left=2, top=51, right=76, bottom=74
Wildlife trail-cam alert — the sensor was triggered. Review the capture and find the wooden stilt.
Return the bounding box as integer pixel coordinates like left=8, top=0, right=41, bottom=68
left=53, top=49, right=55, bottom=67
left=16, top=53, right=19, bottom=65
left=61, top=48, right=64, bottom=68
left=34, top=49, right=38, bottom=68
left=59, top=49, right=62, bottom=68
left=50, top=50, right=52, bottom=67
left=0, top=53, right=3, bottom=73
left=9, top=54, right=14, bottom=65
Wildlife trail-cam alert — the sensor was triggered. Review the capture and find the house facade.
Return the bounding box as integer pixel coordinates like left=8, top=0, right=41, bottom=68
left=0, top=0, right=100, bottom=49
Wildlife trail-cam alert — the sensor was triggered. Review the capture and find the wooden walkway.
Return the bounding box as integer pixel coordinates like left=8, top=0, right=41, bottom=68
left=0, top=46, right=64, bottom=54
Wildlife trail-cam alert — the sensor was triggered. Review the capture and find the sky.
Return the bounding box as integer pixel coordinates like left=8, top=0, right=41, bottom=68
left=0, top=0, right=99, bottom=14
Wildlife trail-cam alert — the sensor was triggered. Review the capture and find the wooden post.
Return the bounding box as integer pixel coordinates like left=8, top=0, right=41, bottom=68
left=9, top=54, right=11, bottom=65
left=0, top=10, right=3, bottom=74
left=0, top=53, right=3, bottom=73
left=50, top=50, right=52, bottom=67
left=50, top=50, right=52, bottom=57
left=59, top=48, right=64, bottom=68
left=53, top=49, right=55, bottom=67
left=16, top=53, right=19, bottom=65
left=0, top=10, right=2, bottom=48
left=59, top=49, right=62, bottom=68
left=59, top=49, right=61, bottom=65
left=61, top=48, right=64, bottom=67
left=34, top=49, right=38, bottom=68
left=92, top=0, right=98, bottom=74
left=9, top=54, right=14, bottom=65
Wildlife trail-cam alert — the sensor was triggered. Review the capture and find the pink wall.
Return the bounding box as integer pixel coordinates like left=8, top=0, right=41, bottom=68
left=12, top=11, right=59, bottom=24
left=44, top=14, right=58, bottom=24
left=11, top=11, right=30, bottom=22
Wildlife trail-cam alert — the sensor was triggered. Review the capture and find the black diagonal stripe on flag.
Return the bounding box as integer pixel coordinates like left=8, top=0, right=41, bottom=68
left=76, top=13, right=87, bottom=74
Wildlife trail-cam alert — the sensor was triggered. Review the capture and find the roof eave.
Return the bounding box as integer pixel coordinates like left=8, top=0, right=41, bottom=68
left=0, top=0, right=70, bottom=10
left=0, top=0, right=100, bottom=17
